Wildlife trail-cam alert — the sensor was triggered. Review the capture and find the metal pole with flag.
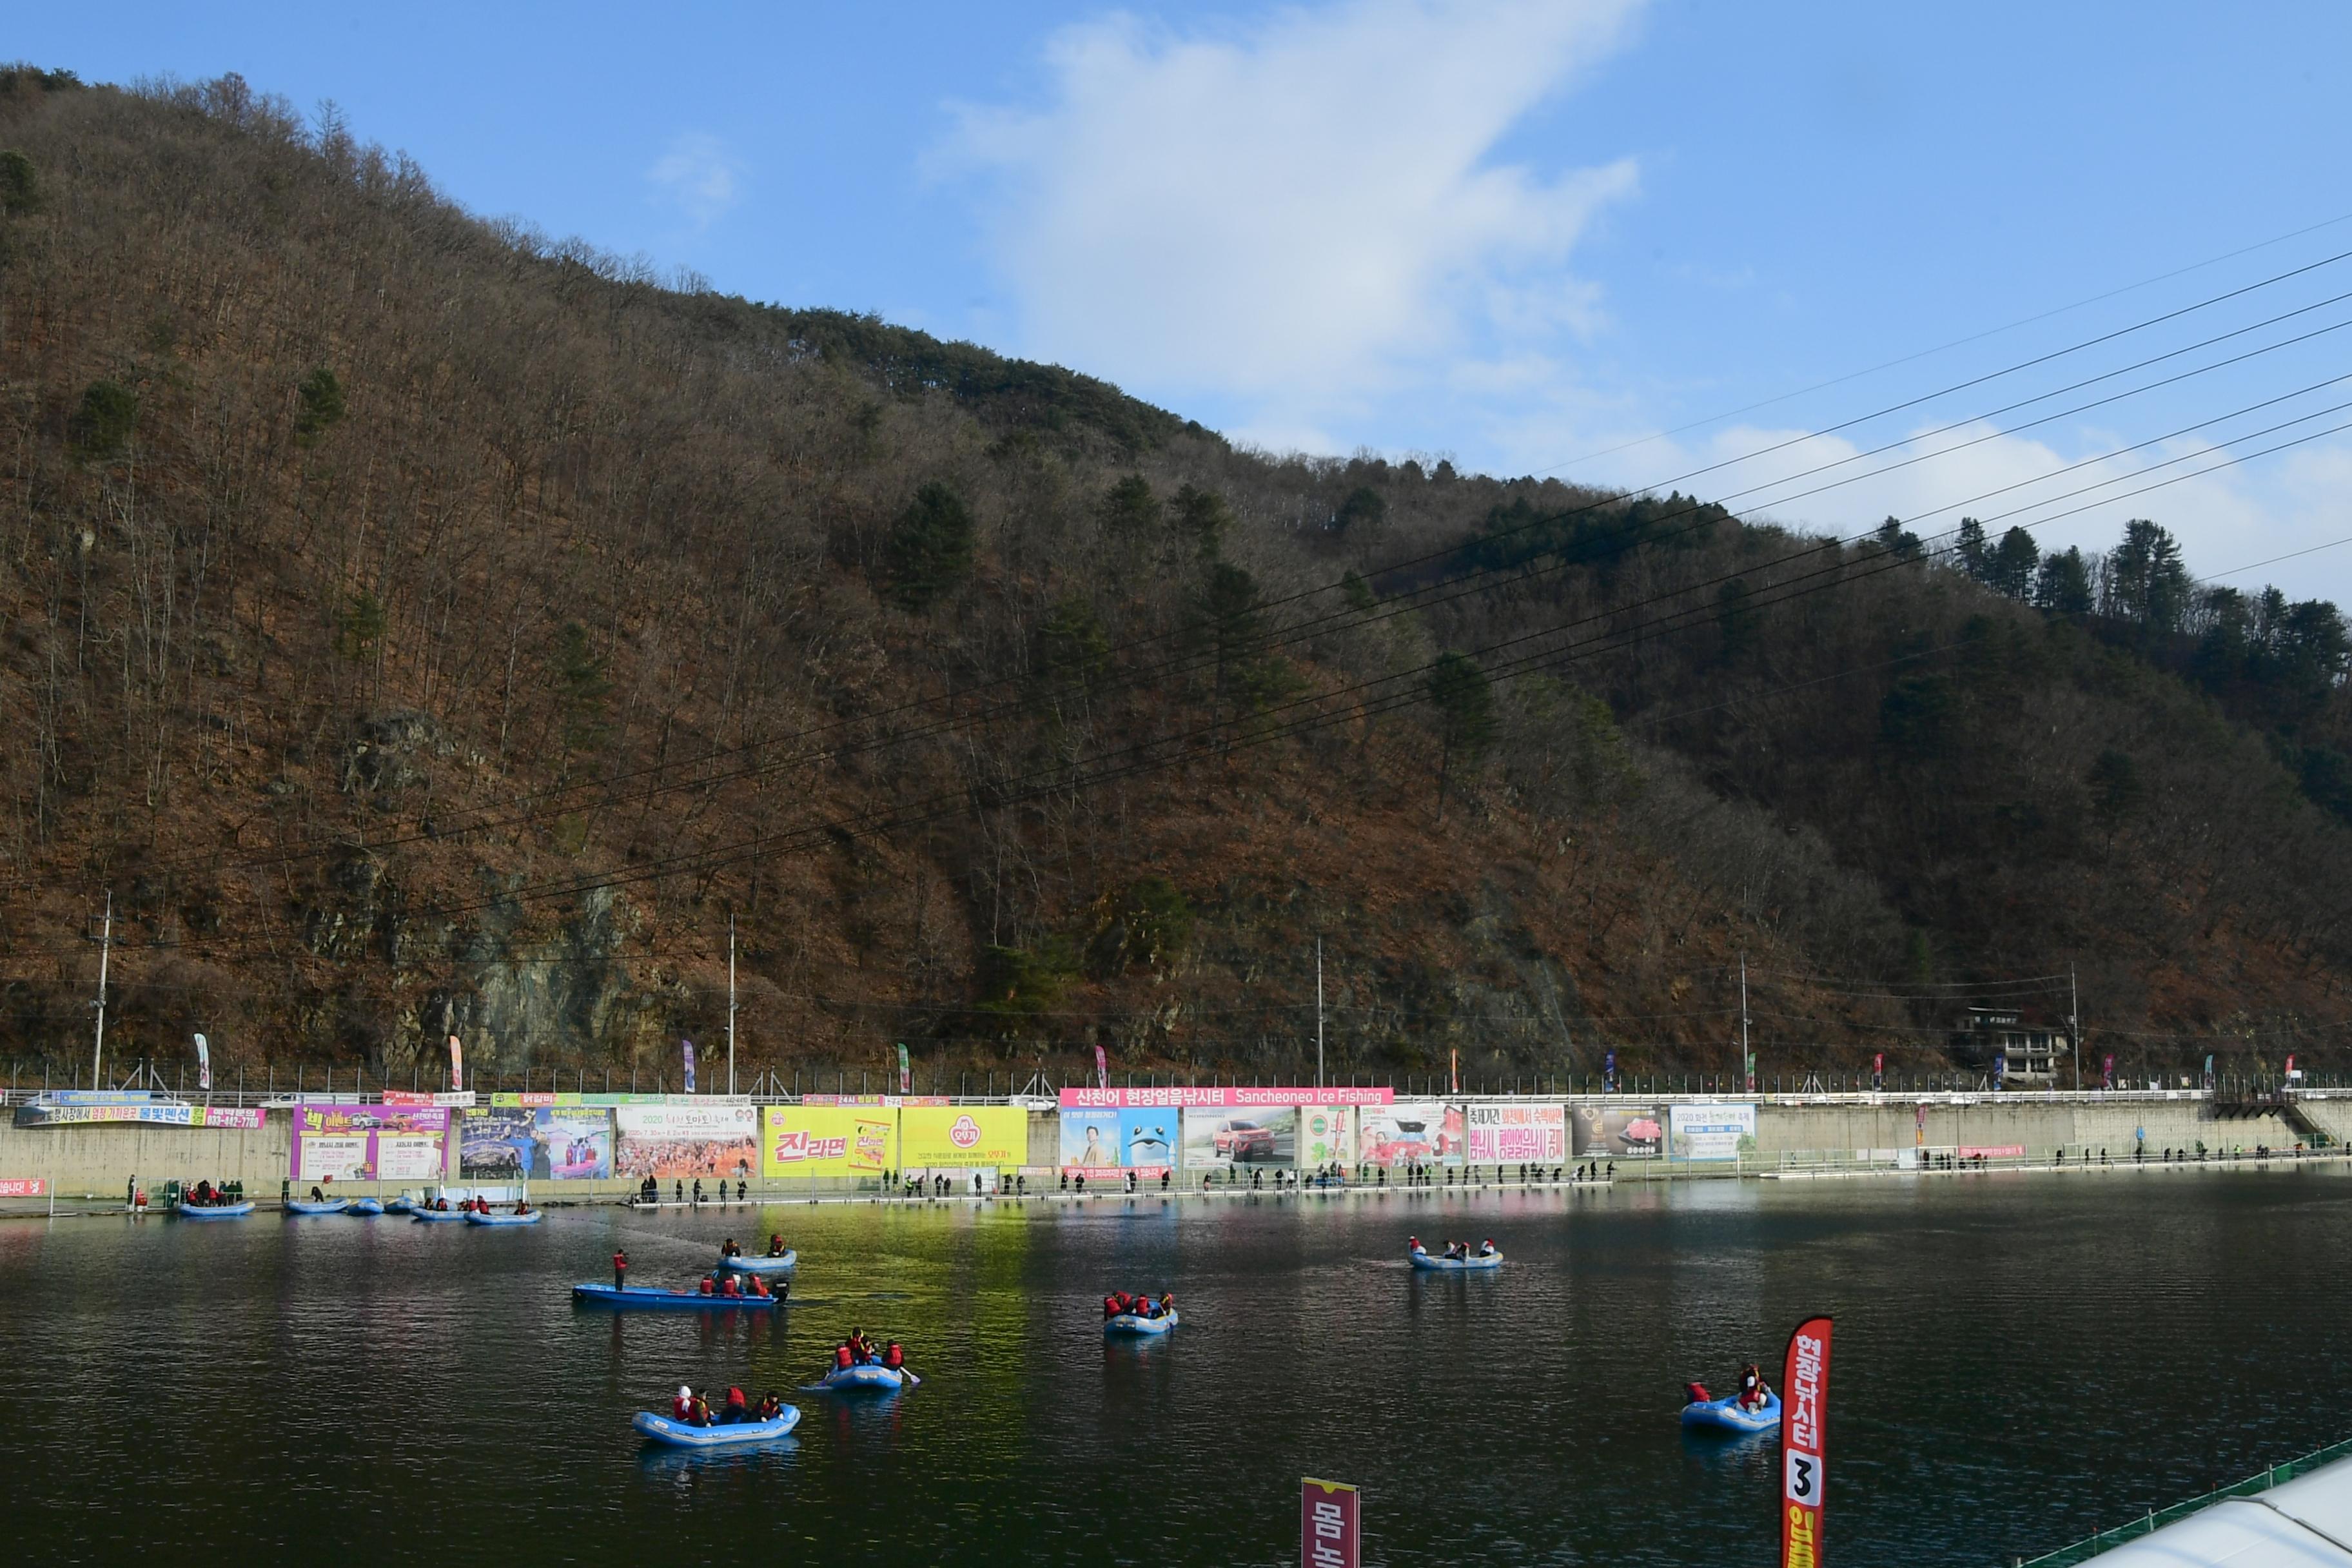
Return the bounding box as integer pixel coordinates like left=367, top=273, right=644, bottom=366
left=448, top=1034, right=464, bottom=1093
left=1780, top=1315, right=1833, bottom=1568
left=193, top=1033, right=211, bottom=1095
left=682, top=1039, right=697, bottom=1095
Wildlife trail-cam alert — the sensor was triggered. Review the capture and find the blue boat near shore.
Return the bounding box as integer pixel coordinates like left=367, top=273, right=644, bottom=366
left=632, top=1408, right=800, bottom=1448
left=346, top=1198, right=384, bottom=1216
left=286, top=1199, right=348, bottom=1216
left=572, top=1283, right=780, bottom=1311
left=716, top=1251, right=796, bottom=1275
left=1408, top=1245, right=1502, bottom=1271
left=411, top=1208, right=468, bottom=1223
left=1680, top=1391, right=1781, bottom=1435
left=176, top=1200, right=253, bottom=1220
left=464, top=1210, right=541, bottom=1226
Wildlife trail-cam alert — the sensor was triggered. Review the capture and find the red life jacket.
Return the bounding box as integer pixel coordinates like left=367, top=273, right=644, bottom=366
left=884, top=1345, right=904, bottom=1369
left=719, top=1276, right=740, bottom=1297
left=699, top=1277, right=715, bottom=1295
left=674, top=1395, right=693, bottom=1418
left=834, top=1346, right=853, bottom=1369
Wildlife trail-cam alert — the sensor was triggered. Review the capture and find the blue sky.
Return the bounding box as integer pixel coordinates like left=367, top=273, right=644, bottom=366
left=19, top=1, right=2352, bottom=596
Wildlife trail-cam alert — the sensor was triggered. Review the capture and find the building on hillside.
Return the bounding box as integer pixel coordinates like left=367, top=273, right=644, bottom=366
left=1952, top=1008, right=2070, bottom=1086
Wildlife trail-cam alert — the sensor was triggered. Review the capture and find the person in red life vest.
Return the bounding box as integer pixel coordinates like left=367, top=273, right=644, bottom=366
left=1102, top=1293, right=1121, bottom=1319
left=765, top=1233, right=787, bottom=1258
left=1737, top=1363, right=1772, bottom=1412
left=1478, top=1237, right=1498, bottom=1258
left=1684, top=1380, right=1712, bottom=1407
left=721, top=1386, right=749, bottom=1424
left=1157, top=1291, right=1175, bottom=1318
left=756, top=1393, right=783, bottom=1422
left=672, top=1385, right=694, bottom=1420
left=698, top=1274, right=716, bottom=1296
left=834, top=1342, right=854, bottom=1371
left=747, top=1273, right=770, bottom=1298
left=718, top=1273, right=741, bottom=1298
left=688, top=1391, right=712, bottom=1427
left=849, top=1327, right=872, bottom=1362
left=612, top=1249, right=629, bottom=1291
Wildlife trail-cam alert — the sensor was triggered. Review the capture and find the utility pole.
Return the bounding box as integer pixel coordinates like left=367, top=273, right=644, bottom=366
left=1315, top=936, right=1326, bottom=1093
left=1739, top=951, right=1752, bottom=1092
left=2070, top=963, right=2081, bottom=1092
left=727, top=912, right=738, bottom=1097
left=90, top=891, right=113, bottom=1089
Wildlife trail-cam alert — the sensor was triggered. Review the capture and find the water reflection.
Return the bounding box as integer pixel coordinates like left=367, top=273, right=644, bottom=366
left=5, top=1172, right=2352, bottom=1565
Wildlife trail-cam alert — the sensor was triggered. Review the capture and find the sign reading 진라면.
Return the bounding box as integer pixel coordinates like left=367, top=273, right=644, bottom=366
left=1300, top=1478, right=1360, bottom=1568
left=1781, top=1315, right=1834, bottom=1568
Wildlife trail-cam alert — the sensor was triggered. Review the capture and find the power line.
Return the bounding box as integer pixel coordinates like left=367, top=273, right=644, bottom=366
left=1538, top=210, right=2352, bottom=476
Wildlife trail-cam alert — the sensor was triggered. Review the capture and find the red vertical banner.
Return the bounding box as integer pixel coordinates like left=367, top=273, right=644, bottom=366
left=448, top=1034, right=464, bottom=1093
left=1300, top=1478, right=1360, bottom=1568
left=1781, top=1315, right=1833, bottom=1568
left=1093, top=1043, right=1108, bottom=1090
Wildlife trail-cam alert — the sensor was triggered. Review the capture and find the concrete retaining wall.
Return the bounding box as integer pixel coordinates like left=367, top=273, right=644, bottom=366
left=0, top=1095, right=2311, bottom=1204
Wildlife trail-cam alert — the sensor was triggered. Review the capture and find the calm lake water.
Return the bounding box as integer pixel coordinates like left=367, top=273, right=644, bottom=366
left=3, top=1169, right=2348, bottom=1565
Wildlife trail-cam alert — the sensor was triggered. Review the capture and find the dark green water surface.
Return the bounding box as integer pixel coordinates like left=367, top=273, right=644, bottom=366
left=2, top=1168, right=2346, bottom=1565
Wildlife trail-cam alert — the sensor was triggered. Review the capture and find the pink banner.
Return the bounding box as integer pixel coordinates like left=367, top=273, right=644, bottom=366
left=1957, top=1144, right=2025, bottom=1159
left=0, top=1177, right=46, bottom=1198
left=1061, top=1086, right=1393, bottom=1108
left=803, top=1094, right=948, bottom=1107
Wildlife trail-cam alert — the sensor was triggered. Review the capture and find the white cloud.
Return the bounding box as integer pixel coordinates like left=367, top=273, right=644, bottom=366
left=647, top=133, right=743, bottom=230
left=941, top=0, right=1645, bottom=445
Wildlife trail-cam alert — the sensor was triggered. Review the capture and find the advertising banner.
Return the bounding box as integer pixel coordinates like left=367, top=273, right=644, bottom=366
left=1298, top=1106, right=1356, bottom=1167
left=1957, top=1144, right=2025, bottom=1160
left=1780, top=1315, right=1834, bottom=1568
left=384, top=1090, right=478, bottom=1108
left=614, top=1102, right=758, bottom=1179
left=293, top=1104, right=449, bottom=1182
left=1058, top=1106, right=1179, bottom=1176
left=1357, top=1101, right=1451, bottom=1168
left=1060, top=1086, right=1394, bottom=1108
left=0, top=1178, right=48, bottom=1197
left=801, top=1095, right=947, bottom=1107
left=15, top=1102, right=266, bottom=1129
left=535, top=1108, right=613, bottom=1179
left=1570, top=1103, right=1662, bottom=1159
left=1465, top=1102, right=1567, bottom=1164
left=900, top=1106, right=1025, bottom=1168
left=1182, top=1105, right=1297, bottom=1169
left=460, top=1108, right=534, bottom=1181
left=761, top=1105, right=896, bottom=1178
left=1669, top=1102, right=1758, bottom=1161
left=1301, top=1478, right=1361, bottom=1568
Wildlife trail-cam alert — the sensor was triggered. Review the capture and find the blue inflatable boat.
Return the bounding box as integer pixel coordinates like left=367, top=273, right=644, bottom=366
left=177, top=1200, right=253, bottom=1219
left=286, top=1199, right=349, bottom=1216
left=801, top=1364, right=914, bottom=1393
left=1105, top=1310, right=1179, bottom=1337
left=383, top=1196, right=416, bottom=1214
left=571, top=1283, right=780, bottom=1311
left=717, top=1251, right=797, bottom=1275
left=1680, top=1391, right=1781, bottom=1435
left=346, top=1198, right=384, bottom=1216
left=632, top=1408, right=801, bottom=1448
left=1408, top=1246, right=1502, bottom=1271
left=464, top=1210, right=542, bottom=1226
left=411, top=1207, right=469, bottom=1222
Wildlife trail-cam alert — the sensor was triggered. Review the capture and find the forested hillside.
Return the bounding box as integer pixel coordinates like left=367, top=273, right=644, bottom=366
left=3, top=67, right=2349, bottom=1089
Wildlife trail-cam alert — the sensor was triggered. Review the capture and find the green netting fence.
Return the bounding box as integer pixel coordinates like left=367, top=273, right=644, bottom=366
left=2019, top=1434, right=2352, bottom=1565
